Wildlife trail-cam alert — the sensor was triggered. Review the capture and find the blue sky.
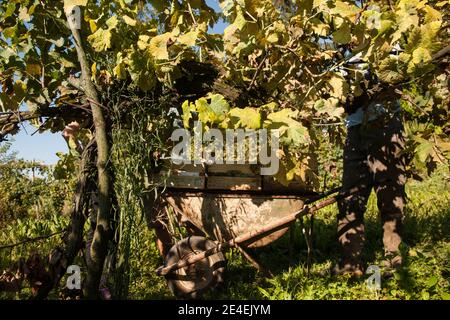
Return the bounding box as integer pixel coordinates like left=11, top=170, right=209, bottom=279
left=9, top=0, right=227, bottom=165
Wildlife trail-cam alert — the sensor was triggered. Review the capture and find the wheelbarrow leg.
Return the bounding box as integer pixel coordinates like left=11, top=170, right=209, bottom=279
left=235, top=244, right=274, bottom=278
left=289, top=225, right=295, bottom=263
left=305, top=216, right=314, bottom=277
left=299, top=216, right=314, bottom=277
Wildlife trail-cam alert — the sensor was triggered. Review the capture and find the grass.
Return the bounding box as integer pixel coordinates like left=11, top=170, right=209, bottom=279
left=1, top=167, right=449, bottom=300
left=129, top=166, right=450, bottom=300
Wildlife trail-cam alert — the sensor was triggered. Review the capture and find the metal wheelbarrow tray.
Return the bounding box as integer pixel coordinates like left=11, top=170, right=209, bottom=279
left=147, top=164, right=344, bottom=298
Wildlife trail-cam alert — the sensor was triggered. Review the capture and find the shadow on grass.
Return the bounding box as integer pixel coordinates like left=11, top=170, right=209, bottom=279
left=209, top=183, right=450, bottom=298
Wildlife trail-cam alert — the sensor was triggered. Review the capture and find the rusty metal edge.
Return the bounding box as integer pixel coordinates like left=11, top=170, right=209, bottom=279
left=155, top=186, right=365, bottom=277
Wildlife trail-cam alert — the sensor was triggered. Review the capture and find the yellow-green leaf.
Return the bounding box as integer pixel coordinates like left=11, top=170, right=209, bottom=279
left=285, top=125, right=309, bottom=147
left=113, top=63, right=126, bottom=79
left=330, top=1, right=360, bottom=20
left=266, top=33, right=279, bottom=43
left=208, top=94, right=230, bottom=116
left=89, top=19, right=97, bottom=33
left=149, top=33, right=172, bottom=60
left=177, top=31, right=198, bottom=47
left=412, top=47, right=432, bottom=64
left=332, top=23, right=351, bottom=44
left=267, top=108, right=297, bottom=122
left=19, top=7, right=31, bottom=22
left=181, top=100, right=193, bottom=128
left=64, top=0, right=87, bottom=11
left=25, top=63, right=41, bottom=75
left=123, top=15, right=137, bottom=26
left=229, top=107, right=262, bottom=129
left=138, top=35, right=150, bottom=50
left=87, top=28, right=113, bottom=52
left=194, top=94, right=230, bottom=125
left=91, top=62, right=97, bottom=80
left=125, top=50, right=156, bottom=91
left=328, top=74, right=348, bottom=98
left=106, top=16, right=118, bottom=29
left=415, top=139, right=434, bottom=163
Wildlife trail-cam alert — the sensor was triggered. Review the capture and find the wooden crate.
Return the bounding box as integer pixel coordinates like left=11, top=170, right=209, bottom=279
left=207, top=176, right=261, bottom=190
left=148, top=163, right=312, bottom=193
left=263, top=176, right=311, bottom=193
left=206, top=164, right=259, bottom=176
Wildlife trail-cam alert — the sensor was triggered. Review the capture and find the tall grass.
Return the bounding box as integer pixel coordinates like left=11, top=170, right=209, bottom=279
left=0, top=157, right=448, bottom=299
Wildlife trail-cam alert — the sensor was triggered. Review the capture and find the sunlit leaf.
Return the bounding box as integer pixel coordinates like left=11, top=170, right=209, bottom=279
left=149, top=33, right=172, bottom=60
left=229, top=107, right=262, bottom=129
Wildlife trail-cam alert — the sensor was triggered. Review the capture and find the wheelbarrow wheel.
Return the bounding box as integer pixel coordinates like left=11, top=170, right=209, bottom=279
left=164, top=236, right=226, bottom=299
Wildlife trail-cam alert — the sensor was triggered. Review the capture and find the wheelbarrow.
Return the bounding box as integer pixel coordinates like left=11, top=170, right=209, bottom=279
left=147, top=164, right=350, bottom=298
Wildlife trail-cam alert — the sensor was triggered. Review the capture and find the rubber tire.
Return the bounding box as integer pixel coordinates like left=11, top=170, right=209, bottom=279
left=164, top=236, right=226, bottom=299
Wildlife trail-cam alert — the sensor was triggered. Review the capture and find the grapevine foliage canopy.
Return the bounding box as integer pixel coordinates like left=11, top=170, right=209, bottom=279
left=0, top=0, right=449, bottom=184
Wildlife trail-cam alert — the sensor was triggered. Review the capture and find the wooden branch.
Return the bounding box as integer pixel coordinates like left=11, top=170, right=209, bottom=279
left=432, top=44, right=450, bottom=61
left=0, top=231, right=65, bottom=250
left=65, top=7, right=112, bottom=299
left=247, top=53, right=268, bottom=92
left=0, top=104, right=93, bottom=142
left=0, top=111, right=38, bottom=125
left=33, top=139, right=96, bottom=300
left=67, top=75, right=83, bottom=91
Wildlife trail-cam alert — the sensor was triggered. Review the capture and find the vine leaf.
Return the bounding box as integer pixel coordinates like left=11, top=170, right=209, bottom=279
left=87, top=16, right=118, bottom=52
left=332, top=23, right=351, bottom=44
left=229, top=107, right=262, bottom=129
left=64, top=0, right=87, bottom=11
left=149, top=33, right=172, bottom=60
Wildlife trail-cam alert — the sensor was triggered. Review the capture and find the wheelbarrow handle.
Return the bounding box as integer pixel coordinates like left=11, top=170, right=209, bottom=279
left=304, top=186, right=343, bottom=205
left=156, top=186, right=363, bottom=276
